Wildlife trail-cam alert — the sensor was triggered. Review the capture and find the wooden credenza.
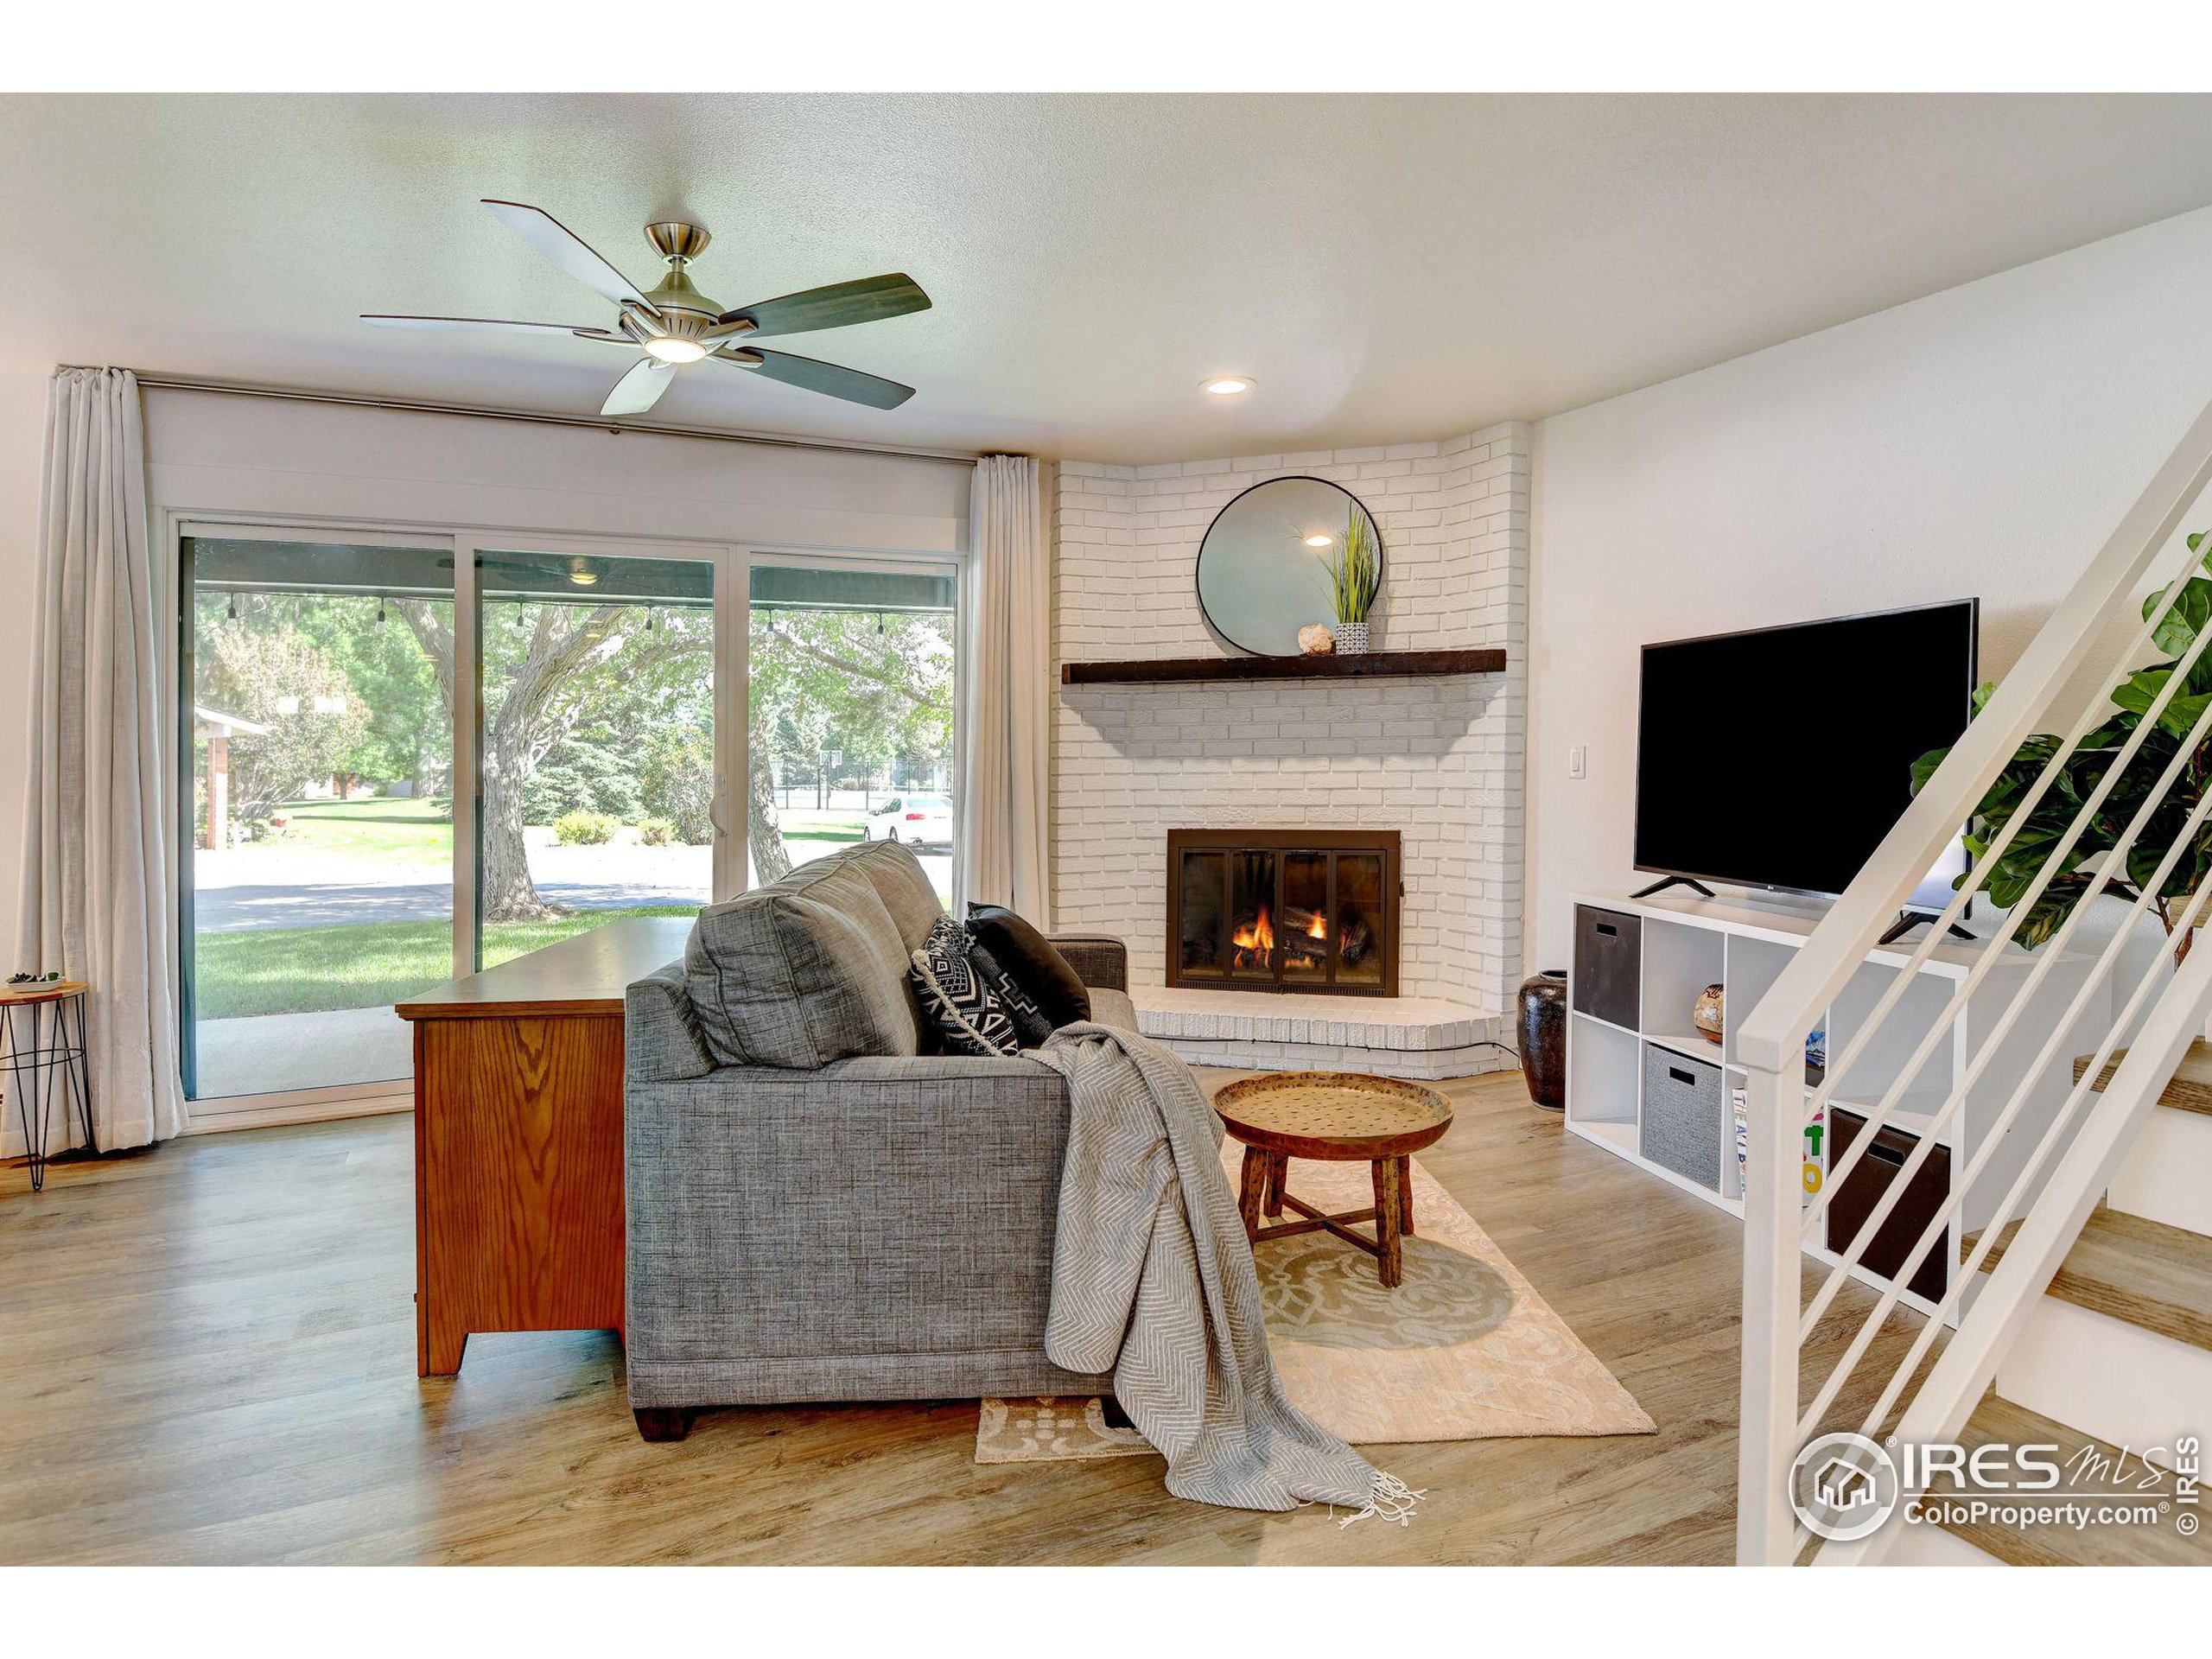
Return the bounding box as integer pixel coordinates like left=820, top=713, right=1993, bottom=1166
left=395, top=917, right=693, bottom=1376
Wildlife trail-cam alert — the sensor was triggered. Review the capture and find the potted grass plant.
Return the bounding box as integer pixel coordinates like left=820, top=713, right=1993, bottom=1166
left=1327, top=505, right=1381, bottom=653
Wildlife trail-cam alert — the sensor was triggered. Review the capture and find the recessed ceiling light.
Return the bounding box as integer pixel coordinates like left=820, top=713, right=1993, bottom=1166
left=645, top=336, right=709, bottom=365
left=1304, top=533, right=1334, bottom=547
left=1200, top=375, right=1254, bottom=397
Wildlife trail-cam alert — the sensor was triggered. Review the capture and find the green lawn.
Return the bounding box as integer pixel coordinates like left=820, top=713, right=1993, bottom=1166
left=268, top=797, right=453, bottom=860
left=194, top=905, right=696, bottom=1019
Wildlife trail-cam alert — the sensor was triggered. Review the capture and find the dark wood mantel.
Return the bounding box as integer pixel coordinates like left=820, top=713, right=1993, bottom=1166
left=1060, top=647, right=1508, bottom=686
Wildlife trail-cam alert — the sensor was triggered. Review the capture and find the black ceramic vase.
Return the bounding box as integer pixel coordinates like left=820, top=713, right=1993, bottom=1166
left=1518, top=969, right=1568, bottom=1109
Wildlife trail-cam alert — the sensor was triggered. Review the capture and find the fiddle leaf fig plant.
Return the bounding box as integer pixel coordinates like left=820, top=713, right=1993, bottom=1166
left=1912, top=532, right=2212, bottom=952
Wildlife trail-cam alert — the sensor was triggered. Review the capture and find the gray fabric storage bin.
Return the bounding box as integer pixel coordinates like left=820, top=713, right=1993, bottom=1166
left=1573, top=906, right=1641, bottom=1029
left=1641, top=1044, right=1724, bottom=1191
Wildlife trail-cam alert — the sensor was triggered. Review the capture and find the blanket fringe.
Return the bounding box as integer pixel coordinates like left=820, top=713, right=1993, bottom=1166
left=1337, top=1471, right=1425, bottom=1529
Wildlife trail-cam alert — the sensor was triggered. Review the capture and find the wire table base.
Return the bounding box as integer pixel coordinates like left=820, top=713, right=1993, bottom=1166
left=3, top=982, right=94, bottom=1192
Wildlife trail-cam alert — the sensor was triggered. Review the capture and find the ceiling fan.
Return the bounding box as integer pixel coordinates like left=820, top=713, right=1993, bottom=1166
left=364, top=200, right=930, bottom=418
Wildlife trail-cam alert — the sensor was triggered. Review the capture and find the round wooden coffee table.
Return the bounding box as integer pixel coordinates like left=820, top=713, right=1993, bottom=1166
left=1213, top=1071, right=1452, bottom=1288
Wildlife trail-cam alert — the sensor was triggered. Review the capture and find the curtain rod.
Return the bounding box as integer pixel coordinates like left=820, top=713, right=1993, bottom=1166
left=109, top=372, right=983, bottom=467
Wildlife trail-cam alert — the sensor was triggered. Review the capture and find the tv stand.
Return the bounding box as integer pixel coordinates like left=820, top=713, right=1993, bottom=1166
left=1562, top=888, right=2108, bottom=1325
left=1877, top=911, right=1976, bottom=947
left=1630, top=874, right=1715, bottom=899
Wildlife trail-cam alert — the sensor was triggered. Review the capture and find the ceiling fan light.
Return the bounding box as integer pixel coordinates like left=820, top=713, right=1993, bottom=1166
left=644, top=336, right=708, bottom=365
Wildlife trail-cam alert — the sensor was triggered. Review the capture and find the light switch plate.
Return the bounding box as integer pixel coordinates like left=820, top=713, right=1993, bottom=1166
left=1567, top=745, right=1587, bottom=779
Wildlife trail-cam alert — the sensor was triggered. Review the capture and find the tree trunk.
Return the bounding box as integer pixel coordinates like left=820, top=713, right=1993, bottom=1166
left=750, top=741, right=791, bottom=883
left=480, top=758, right=560, bottom=922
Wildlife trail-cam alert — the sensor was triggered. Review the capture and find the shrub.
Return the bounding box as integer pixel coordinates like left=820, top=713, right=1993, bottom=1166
left=638, top=817, right=677, bottom=846
left=553, top=810, right=620, bottom=846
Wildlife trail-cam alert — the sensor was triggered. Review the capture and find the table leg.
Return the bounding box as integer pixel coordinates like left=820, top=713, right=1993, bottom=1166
left=1237, top=1146, right=1268, bottom=1243
left=61, top=993, right=95, bottom=1153
left=1263, top=1151, right=1288, bottom=1218
left=1370, top=1157, right=1405, bottom=1287
left=5, top=1003, right=53, bottom=1193
left=1397, top=1154, right=1414, bottom=1236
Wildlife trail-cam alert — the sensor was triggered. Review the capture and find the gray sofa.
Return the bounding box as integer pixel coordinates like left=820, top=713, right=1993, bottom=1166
left=622, top=838, right=1129, bottom=1440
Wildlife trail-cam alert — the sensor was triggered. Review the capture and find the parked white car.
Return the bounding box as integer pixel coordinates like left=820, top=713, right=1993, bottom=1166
left=865, top=793, right=953, bottom=849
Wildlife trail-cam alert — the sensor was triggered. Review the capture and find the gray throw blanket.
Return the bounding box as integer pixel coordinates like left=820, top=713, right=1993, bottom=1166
left=1032, top=1022, right=1418, bottom=1521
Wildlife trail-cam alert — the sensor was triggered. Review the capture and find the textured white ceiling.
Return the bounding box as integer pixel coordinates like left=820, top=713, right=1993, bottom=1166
left=6, top=92, right=2212, bottom=462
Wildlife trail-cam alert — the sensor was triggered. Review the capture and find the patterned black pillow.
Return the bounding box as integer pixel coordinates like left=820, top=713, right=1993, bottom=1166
left=909, top=917, right=1017, bottom=1058
left=965, top=933, right=1055, bottom=1048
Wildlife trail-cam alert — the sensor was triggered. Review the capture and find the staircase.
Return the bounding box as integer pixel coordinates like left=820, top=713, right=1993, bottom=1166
left=1731, top=400, right=2212, bottom=1566
left=1891, top=1047, right=2212, bottom=1565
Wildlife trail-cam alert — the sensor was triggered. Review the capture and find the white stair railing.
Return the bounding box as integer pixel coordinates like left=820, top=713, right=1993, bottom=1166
left=1734, top=397, right=2212, bottom=1566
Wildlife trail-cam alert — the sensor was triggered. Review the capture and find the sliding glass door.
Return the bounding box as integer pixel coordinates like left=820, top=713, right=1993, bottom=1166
left=745, top=556, right=960, bottom=906
left=179, top=531, right=455, bottom=1103
left=179, top=531, right=737, bottom=1109
left=473, top=549, right=721, bottom=968
left=176, top=528, right=953, bottom=1112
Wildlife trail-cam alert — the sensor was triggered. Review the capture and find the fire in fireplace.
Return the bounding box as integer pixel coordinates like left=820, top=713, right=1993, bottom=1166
left=1166, top=830, right=1400, bottom=996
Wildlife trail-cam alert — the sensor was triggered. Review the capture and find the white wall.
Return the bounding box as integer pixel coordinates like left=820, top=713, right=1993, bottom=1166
left=1052, top=429, right=1529, bottom=1011
left=1527, top=205, right=2212, bottom=972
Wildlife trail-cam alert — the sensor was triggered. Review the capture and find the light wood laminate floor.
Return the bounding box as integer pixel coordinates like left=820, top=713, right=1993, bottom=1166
left=0, top=1070, right=1929, bottom=1565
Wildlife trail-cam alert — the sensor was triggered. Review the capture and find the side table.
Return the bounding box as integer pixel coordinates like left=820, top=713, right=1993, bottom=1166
left=1213, top=1071, right=1453, bottom=1289
left=2, top=980, right=94, bottom=1192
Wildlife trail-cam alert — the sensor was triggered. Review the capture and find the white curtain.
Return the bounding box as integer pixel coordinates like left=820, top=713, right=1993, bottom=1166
left=13, top=367, right=185, bottom=1154
left=956, top=453, right=1052, bottom=923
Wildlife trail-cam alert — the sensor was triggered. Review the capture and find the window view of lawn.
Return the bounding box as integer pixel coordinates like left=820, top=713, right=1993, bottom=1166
left=184, top=538, right=957, bottom=1102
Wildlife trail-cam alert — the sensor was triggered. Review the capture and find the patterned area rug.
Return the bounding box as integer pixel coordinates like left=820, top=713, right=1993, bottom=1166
left=976, top=1147, right=1653, bottom=1464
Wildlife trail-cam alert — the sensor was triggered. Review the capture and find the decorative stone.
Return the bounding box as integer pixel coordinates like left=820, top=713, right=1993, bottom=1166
left=1298, top=623, right=1336, bottom=656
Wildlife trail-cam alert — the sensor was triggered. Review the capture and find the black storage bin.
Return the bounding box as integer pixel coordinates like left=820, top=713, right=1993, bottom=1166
left=1641, top=1044, right=1724, bottom=1191
left=1573, top=906, right=1641, bottom=1030
left=1827, top=1108, right=1950, bottom=1302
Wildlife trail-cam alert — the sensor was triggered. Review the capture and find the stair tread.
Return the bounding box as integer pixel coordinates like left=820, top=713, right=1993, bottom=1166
left=1936, top=1393, right=2210, bottom=1566
left=1962, top=1209, right=2212, bottom=1352
left=2072, top=1037, right=2212, bottom=1118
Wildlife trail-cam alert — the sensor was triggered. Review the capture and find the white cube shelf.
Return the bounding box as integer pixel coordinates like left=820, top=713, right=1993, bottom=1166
left=1564, top=889, right=2112, bottom=1319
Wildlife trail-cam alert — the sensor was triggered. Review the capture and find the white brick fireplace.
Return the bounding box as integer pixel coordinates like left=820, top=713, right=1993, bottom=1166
left=1050, top=423, right=1532, bottom=1076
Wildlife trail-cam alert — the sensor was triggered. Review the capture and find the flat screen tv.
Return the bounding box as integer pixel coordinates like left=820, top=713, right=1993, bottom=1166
left=1635, top=600, right=1979, bottom=908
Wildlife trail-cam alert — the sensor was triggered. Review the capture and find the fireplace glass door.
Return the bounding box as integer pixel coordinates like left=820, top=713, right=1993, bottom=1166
left=1166, top=830, right=1399, bottom=996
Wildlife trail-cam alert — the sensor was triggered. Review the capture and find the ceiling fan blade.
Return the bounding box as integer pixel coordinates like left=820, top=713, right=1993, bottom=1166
left=718, top=346, right=915, bottom=410
left=704, top=273, right=931, bottom=342
left=362, top=315, right=626, bottom=344
left=481, top=200, right=658, bottom=315
left=601, top=358, right=677, bottom=418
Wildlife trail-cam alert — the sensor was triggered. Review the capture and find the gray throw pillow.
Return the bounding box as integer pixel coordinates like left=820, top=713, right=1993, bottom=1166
left=684, top=871, right=920, bottom=1069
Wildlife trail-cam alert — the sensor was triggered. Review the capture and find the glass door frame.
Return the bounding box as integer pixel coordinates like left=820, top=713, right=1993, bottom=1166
left=170, top=516, right=742, bottom=1122
left=455, top=531, right=744, bottom=974
left=740, top=546, right=969, bottom=901
left=175, top=519, right=461, bottom=1116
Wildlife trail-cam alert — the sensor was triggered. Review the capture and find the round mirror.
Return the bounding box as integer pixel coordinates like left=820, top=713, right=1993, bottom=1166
left=1195, top=476, right=1384, bottom=657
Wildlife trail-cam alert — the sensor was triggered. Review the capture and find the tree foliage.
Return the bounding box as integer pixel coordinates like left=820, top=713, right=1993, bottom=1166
left=196, top=603, right=369, bottom=823
left=200, top=579, right=955, bottom=919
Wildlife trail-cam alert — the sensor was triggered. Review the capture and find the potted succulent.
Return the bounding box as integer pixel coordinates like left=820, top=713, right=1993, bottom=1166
left=1326, top=505, right=1381, bottom=654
